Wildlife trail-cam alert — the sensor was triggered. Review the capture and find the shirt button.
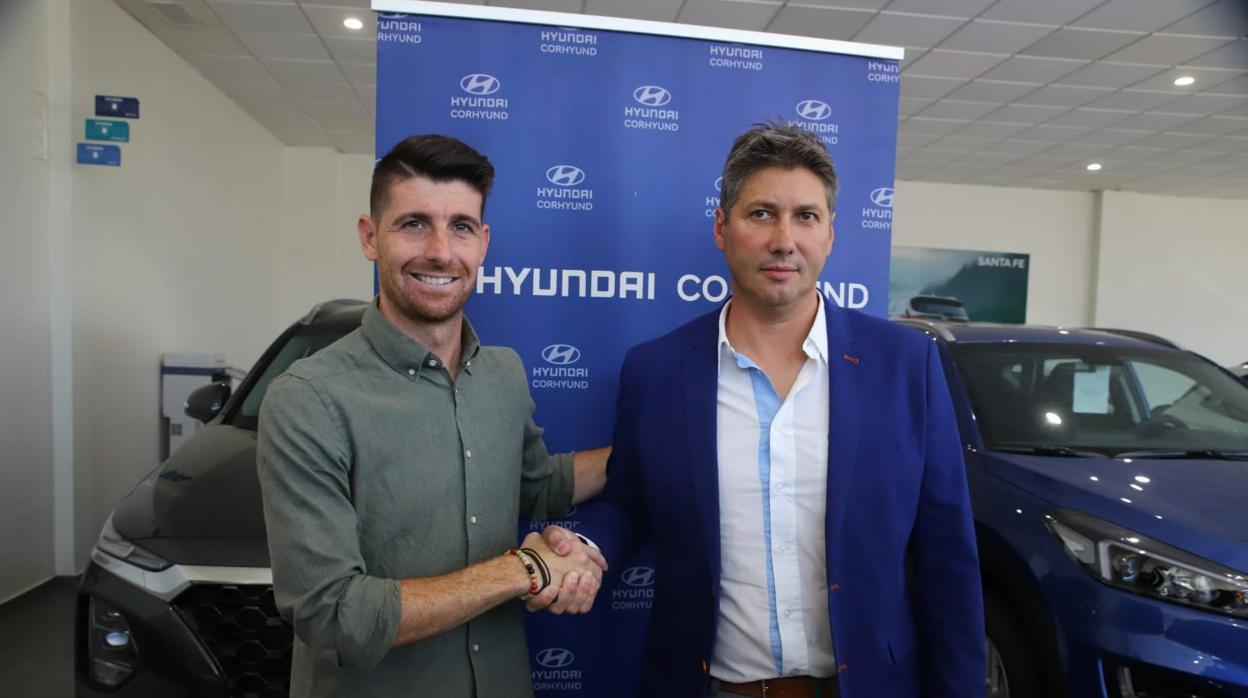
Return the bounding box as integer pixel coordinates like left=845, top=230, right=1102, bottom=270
left=427, top=359, right=437, bottom=367
left=407, top=369, right=415, bottom=376
left=465, top=360, right=471, bottom=367
left=784, top=609, right=794, bottom=618
left=473, top=644, right=480, bottom=652
left=470, top=515, right=477, bottom=524
left=465, top=449, right=472, bottom=458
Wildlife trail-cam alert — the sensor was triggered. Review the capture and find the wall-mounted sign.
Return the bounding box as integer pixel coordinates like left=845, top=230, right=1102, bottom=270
left=95, top=95, right=139, bottom=118
left=76, top=143, right=121, bottom=167
left=85, top=119, right=129, bottom=142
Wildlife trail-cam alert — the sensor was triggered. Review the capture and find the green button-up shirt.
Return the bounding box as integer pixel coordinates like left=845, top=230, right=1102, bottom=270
left=257, top=303, right=574, bottom=698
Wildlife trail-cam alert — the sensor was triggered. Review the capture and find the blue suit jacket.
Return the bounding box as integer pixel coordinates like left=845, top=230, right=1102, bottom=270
left=587, top=304, right=985, bottom=698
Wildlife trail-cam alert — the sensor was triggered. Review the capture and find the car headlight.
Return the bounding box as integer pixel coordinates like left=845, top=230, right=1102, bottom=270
left=95, top=514, right=170, bottom=571
left=1045, top=509, right=1248, bottom=619
left=87, top=596, right=137, bottom=687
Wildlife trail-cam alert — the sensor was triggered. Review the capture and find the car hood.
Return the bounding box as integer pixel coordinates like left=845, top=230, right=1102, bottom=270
left=112, top=424, right=269, bottom=567
left=985, top=453, right=1248, bottom=572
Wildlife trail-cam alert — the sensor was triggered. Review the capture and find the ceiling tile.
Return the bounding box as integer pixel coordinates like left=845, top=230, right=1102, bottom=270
left=1130, top=131, right=1218, bottom=148
left=1070, top=0, right=1217, bottom=33
left=1055, top=62, right=1165, bottom=89
left=982, top=139, right=1054, bottom=155
left=882, top=0, right=996, bottom=17
left=1012, top=123, right=1090, bottom=143
left=901, top=117, right=971, bottom=135
left=1106, top=145, right=1169, bottom=161
left=1068, top=128, right=1150, bottom=146
left=924, top=135, right=999, bottom=152
left=979, top=55, right=1086, bottom=83
left=1043, top=108, right=1132, bottom=128
left=1163, top=150, right=1230, bottom=165
left=298, top=0, right=369, bottom=7
left=1175, top=115, right=1248, bottom=135
left=302, top=4, right=375, bottom=39
left=261, top=58, right=344, bottom=82
left=904, top=50, right=1008, bottom=80
left=897, top=131, right=942, bottom=149
left=184, top=53, right=273, bottom=80
left=953, top=121, right=1032, bottom=139
left=154, top=27, right=249, bottom=55
left=915, top=99, right=1002, bottom=120
left=1186, top=40, right=1248, bottom=70
left=1020, top=28, right=1145, bottom=62
left=978, top=0, right=1104, bottom=27
left=899, top=75, right=965, bottom=100
left=1207, top=75, right=1248, bottom=96
left=1110, top=111, right=1201, bottom=131
left=207, top=1, right=316, bottom=33
left=903, top=147, right=967, bottom=164
left=1217, top=100, right=1248, bottom=117
left=983, top=103, right=1068, bottom=124
left=1044, top=142, right=1115, bottom=159
left=339, top=61, right=375, bottom=86
left=766, top=5, right=874, bottom=40
left=217, top=76, right=287, bottom=100
left=938, top=20, right=1057, bottom=54
left=584, top=0, right=683, bottom=21
left=852, top=12, right=966, bottom=49
left=1016, top=84, right=1114, bottom=108
left=283, top=79, right=359, bottom=101
left=1205, top=135, right=1248, bottom=152
left=326, top=130, right=375, bottom=154
left=490, top=0, right=583, bottom=11
left=959, top=151, right=1027, bottom=166
left=236, top=31, right=330, bottom=61
left=1127, top=67, right=1241, bottom=92
left=1158, top=0, right=1248, bottom=38
left=783, top=0, right=890, bottom=9
left=1162, top=93, right=1248, bottom=115
left=679, top=0, right=782, bottom=32
left=324, top=37, right=375, bottom=64
left=898, top=98, right=934, bottom=117
left=357, top=85, right=376, bottom=115
left=1104, top=34, right=1234, bottom=66
left=1083, top=89, right=1181, bottom=111
left=943, top=79, right=1040, bottom=102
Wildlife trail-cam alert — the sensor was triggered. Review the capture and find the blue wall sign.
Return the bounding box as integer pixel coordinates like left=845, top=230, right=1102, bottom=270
left=76, top=143, right=121, bottom=167
left=95, top=95, right=140, bottom=118
left=85, top=119, right=130, bottom=142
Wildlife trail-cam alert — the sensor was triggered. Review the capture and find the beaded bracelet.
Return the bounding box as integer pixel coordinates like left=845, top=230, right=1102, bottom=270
left=509, top=548, right=547, bottom=601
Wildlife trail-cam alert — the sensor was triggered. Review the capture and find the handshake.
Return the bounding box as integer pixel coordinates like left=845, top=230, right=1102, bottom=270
left=513, top=525, right=608, bottom=615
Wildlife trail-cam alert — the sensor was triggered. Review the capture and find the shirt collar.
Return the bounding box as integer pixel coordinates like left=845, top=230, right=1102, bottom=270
left=361, top=298, right=481, bottom=378
left=717, top=294, right=829, bottom=372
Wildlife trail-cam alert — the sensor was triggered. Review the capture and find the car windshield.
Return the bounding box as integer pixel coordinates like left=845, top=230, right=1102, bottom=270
left=228, top=328, right=348, bottom=430
left=911, top=297, right=969, bottom=320
left=951, top=342, right=1248, bottom=456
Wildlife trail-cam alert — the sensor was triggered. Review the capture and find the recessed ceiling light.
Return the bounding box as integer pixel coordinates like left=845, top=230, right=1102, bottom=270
left=343, top=17, right=364, bottom=30
left=1086, top=162, right=1103, bottom=172
left=1173, top=75, right=1196, bottom=87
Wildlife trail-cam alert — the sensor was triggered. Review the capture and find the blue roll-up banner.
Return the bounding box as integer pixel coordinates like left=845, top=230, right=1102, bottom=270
left=374, top=2, right=901, bottom=695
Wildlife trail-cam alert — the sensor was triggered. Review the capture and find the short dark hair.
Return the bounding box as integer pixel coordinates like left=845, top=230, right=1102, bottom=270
left=370, top=134, right=495, bottom=218
left=719, top=122, right=839, bottom=216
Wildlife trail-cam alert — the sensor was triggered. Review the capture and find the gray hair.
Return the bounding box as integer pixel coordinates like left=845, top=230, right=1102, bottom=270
left=719, top=122, right=839, bottom=216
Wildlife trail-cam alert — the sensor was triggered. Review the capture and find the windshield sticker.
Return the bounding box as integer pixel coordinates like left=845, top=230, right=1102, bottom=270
left=1073, top=366, right=1112, bottom=414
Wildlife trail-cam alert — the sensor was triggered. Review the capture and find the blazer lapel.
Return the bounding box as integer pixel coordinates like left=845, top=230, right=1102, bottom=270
left=824, top=306, right=863, bottom=549
left=682, top=311, right=722, bottom=579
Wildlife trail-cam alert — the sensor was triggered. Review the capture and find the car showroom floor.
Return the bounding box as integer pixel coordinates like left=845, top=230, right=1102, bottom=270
left=0, top=577, right=76, bottom=697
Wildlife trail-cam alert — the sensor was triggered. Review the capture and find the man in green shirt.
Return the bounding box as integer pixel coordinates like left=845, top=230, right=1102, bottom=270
left=257, top=134, right=610, bottom=698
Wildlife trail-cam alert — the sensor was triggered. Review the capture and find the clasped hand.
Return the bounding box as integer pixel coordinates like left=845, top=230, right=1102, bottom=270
left=520, top=525, right=608, bottom=615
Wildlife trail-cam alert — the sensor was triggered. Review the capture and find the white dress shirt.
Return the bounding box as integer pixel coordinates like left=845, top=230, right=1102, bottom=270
left=710, top=295, right=835, bottom=682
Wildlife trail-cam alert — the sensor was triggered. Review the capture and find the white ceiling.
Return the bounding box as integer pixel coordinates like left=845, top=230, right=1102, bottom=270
left=114, top=0, right=1248, bottom=198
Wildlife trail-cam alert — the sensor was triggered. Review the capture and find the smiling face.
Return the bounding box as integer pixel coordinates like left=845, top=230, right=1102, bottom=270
left=358, top=175, right=490, bottom=332
left=714, top=165, right=835, bottom=316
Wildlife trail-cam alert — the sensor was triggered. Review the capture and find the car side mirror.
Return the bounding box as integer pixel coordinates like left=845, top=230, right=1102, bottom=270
left=185, top=382, right=231, bottom=424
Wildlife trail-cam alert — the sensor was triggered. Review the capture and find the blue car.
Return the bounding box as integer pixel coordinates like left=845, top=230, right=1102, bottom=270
left=898, top=320, right=1248, bottom=698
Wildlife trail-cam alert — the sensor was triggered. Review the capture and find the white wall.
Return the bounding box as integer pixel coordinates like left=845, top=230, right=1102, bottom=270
left=891, top=180, right=1098, bottom=328
left=0, top=0, right=56, bottom=604
left=1094, top=191, right=1248, bottom=366
left=72, top=0, right=288, bottom=546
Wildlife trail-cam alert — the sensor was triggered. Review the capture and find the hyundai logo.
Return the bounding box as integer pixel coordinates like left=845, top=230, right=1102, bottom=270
left=870, top=187, right=894, bottom=208
left=377, top=12, right=407, bottom=19
left=633, top=85, right=672, bottom=107
left=460, top=73, right=501, bottom=95
left=795, top=99, right=832, bottom=121
left=545, top=165, right=585, bottom=187
left=541, top=344, right=581, bottom=365
left=621, top=566, right=656, bottom=588
left=536, top=648, right=575, bottom=668
left=714, top=176, right=723, bottom=192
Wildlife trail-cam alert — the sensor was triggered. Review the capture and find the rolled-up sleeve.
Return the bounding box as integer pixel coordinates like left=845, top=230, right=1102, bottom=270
left=256, top=374, right=401, bottom=670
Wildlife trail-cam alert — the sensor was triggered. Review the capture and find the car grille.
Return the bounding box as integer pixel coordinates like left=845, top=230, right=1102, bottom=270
left=172, top=584, right=292, bottom=698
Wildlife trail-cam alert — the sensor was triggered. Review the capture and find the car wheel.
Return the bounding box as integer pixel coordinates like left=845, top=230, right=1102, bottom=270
left=986, top=593, right=1041, bottom=698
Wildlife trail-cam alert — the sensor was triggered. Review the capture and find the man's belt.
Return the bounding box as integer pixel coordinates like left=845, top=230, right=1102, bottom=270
left=716, top=675, right=838, bottom=698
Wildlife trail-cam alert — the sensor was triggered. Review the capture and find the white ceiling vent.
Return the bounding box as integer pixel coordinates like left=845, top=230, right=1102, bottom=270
left=147, top=1, right=199, bottom=26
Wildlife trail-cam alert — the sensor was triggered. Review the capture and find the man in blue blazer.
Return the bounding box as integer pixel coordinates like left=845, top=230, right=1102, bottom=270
left=558, top=123, right=984, bottom=697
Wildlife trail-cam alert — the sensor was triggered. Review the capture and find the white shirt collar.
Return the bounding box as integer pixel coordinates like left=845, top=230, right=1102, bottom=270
left=717, top=294, right=829, bottom=372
